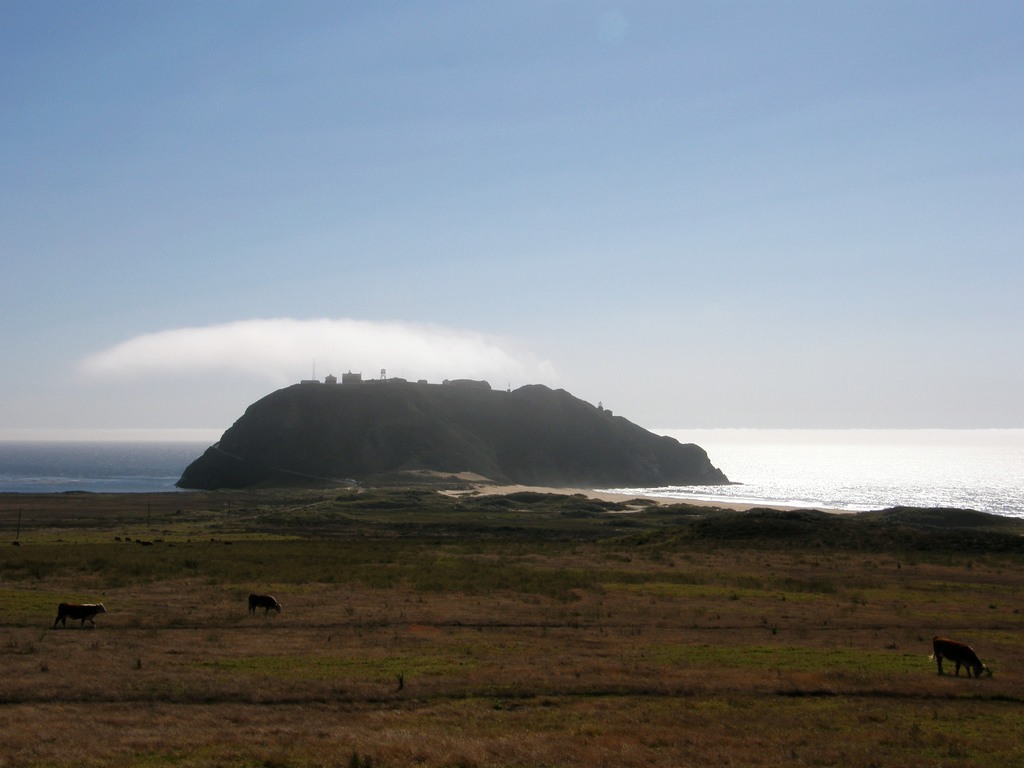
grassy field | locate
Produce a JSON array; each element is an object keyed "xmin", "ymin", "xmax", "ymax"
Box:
[{"xmin": 1, "ymin": 488, "xmax": 1023, "ymax": 767}]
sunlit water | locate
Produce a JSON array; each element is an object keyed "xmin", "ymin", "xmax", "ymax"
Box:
[{"xmin": 606, "ymin": 429, "xmax": 1024, "ymax": 519}]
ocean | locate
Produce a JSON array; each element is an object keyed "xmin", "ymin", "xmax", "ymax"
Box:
[
  {"xmin": 0, "ymin": 431, "xmax": 1022, "ymax": 519},
  {"xmin": 610, "ymin": 429, "xmax": 1024, "ymax": 518},
  {"xmin": 0, "ymin": 441, "xmax": 210, "ymax": 494}
]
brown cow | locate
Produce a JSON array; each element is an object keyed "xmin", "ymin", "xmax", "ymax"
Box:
[
  {"xmin": 54, "ymin": 603, "xmax": 106, "ymax": 628},
  {"xmin": 248, "ymin": 594, "xmax": 282, "ymax": 616},
  {"xmin": 930, "ymin": 636, "xmax": 991, "ymax": 677}
]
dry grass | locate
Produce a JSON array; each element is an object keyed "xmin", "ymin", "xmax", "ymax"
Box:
[{"xmin": 1, "ymin": 490, "xmax": 1023, "ymax": 767}]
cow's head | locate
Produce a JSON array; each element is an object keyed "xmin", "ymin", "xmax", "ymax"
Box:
[
  {"xmin": 970, "ymin": 660, "xmax": 991, "ymax": 678},
  {"xmin": 96, "ymin": 603, "xmax": 107, "ymax": 613}
]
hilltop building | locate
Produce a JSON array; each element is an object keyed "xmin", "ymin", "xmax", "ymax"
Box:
[{"xmin": 299, "ymin": 372, "xmax": 493, "ymax": 392}]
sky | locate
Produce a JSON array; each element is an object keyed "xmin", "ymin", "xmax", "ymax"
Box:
[{"xmin": 2, "ymin": 1, "xmax": 1022, "ymax": 439}]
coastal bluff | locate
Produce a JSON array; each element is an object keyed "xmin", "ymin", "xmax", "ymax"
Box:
[{"xmin": 177, "ymin": 380, "xmax": 729, "ymax": 490}]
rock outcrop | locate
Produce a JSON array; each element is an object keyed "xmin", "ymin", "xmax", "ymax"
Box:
[{"xmin": 177, "ymin": 381, "xmax": 729, "ymax": 490}]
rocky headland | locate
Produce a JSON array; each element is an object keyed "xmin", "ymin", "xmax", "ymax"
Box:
[{"xmin": 177, "ymin": 379, "xmax": 729, "ymax": 490}]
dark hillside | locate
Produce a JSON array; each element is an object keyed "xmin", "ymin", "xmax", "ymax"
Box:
[{"xmin": 177, "ymin": 381, "xmax": 729, "ymax": 490}]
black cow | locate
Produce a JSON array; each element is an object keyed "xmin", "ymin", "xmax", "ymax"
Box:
[
  {"xmin": 54, "ymin": 603, "xmax": 107, "ymax": 628},
  {"xmin": 931, "ymin": 636, "xmax": 991, "ymax": 677},
  {"xmin": 248, "ymin": 594, "xmax": 282, "ymax": 616}
]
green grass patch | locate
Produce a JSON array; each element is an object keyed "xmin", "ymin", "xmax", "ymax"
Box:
[
  {"xmin": 0, "ymin": 588, "xmax": 75, "ymax": 623},
  {"xmin": 197, "ymin": 652, "xmax": 473, "ymax": 681},
  {"xmin": 652, "ymin": 643, "xmax": 921, "ymax": 674},
  {"xmin": 605, "ymin": 580, "xmax": 827, "ymax": 604},
  {"xmin": 3, "ymin": 537, "xmax": 602, "ymax": 598}
]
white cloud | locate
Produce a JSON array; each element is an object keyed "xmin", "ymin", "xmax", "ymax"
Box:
[{"xmin": 79, "ymin": 318, "xmax": 557, "ymax": 387}]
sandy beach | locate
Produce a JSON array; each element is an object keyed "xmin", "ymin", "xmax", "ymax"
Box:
[{"xmin": 456, "ymin": 481, "xmax": 831, "ymax": 513}]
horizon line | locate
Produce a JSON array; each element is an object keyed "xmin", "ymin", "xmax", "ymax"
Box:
[{"xmin": 0, "ymin": 428, "xmax": 226, "ymax": 442}]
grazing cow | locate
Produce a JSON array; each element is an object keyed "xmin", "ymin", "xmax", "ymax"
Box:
[
  {"xmin": 930, "ymin": 636, "xmax": 991, "ymax": 678},
  {"xmin": 54, "ymin": 603, "xmax": 107, "ymax": 628},
  {"xmin": 248, "ymin": 594, "xmax": 282, "ymax": 616}
]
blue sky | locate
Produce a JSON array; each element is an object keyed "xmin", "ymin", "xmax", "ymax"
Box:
[{"xmin": 2, "ymin": 1, "xmax": 1022, "ymax": 437}]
